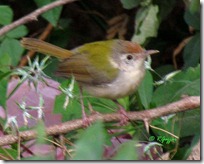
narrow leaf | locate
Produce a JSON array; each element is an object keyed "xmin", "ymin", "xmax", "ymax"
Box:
[{"xmin": 0, "ymin": 76, "xmax": 8, "ymax": 109}]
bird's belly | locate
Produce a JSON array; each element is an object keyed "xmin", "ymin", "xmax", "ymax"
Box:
[{"xmin": 83, "ymin": 69, "xmax": 145, "ymax": 99}]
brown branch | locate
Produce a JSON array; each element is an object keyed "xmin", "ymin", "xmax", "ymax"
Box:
[
  {"xmin": 18, "ymin": 23, "xmax": 53, "ymax": 67},
  {"xmin": 172, "ymin": 36, "xmax": 192, "ymax": 69},
  {"xmin": 0, "ymin": 96, "xmax": 200, "ymax": 146},
  {"xmin": 0, "ymin": 0, "xmax": 78, "ymax": 36}
]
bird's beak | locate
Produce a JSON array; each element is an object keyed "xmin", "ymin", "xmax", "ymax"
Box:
[{"xmin": 145, "ymin": 50, "xmax": 160, "ymax": 56}]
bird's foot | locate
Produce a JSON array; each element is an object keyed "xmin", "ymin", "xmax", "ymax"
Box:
[
  {"xmin": 113, "ymin": 100, "xmax": 129, "ymax": 125},
  {"xmin": 82, "ymin": 113, "xmax": 91, "ymax": 128},
  {"xmin": 82, "ymin": 111, "xmax": 101, "ymax": 127},
  {"xmin": 81, "ymin": 102, "xmax": 101, "ymax": 127},
  {"xmin": 88, "ymin": 101, "xmax": 100, "ymax": 116}
]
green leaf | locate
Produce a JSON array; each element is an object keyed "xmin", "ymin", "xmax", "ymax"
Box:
[
  {"xmin": 172, "ymin": 134, "xmax": 200, "ymax": 160},
  {"xmin": 112, "ymin": 141, "xmax": 137, "ymax": 160},
  {"xmin": 54, "ymin": 78, "xmax": 117, "ymax": 121},
  {"xmin": 189, "ymin": 0, "xmax": 200, "ymax": 14},
  {"xmin": 117, "ymin": 96, "xmax": 129, "ymax": 110},
  {"xmin": 54, "ymin": 79, "xmax": 110, "ymax": 122},
  {"xmin": 184, "ymin": 9, "xmax": 200, "ymax": 30},
  {"xmin": 43, "ymin": 58, "xmax": 59, "ymax": 80},
  {"xmin": 0, "ymin": 75, "xmax": 8, "ymax": 109},
  {"xmin": 34, "ymin": 0, "xmax": 62, "ymax": 26},
  {"xmin": 181, "ymin": 135, "xmax": 200, "ymax": 159},
  {"xmin": 88, "ymin": 97, "xmax": 117, "ymax": 113},
  {"xmin": 54, "ymin": 93, "xmax": 82, "ymax": 122},
  {"xmin": 6, "ymin": 25, "xmax": 28, "ymax": 38},
  {"xmin": 151, "ymin": 64, "xmax": 200, "ymax": 139},
  {"xmin": 178, "ymin": 108, "xmax": 200, "ymax": 137},
  {"xmin": 155, "ymin": 0, "xmax": 176, "ymax": 21},
  {"xmin": 0, "ymin": 147, "xmax": 18, "ymax": 160},
  {"xmin": 152, "ymin": 65, "xmax": 200, "ymax": 106},
  {"xmin": 47, "ymin": 18, "xmax": 72, "ymax": 49},
  {"xmin": 0, "ymin": 38, "xmax": 24, "ymax": 66},
  {"xmin": 140, "ymin": 0, "xmax": 152, "ymax": 6},
  {"xmin": 0, "ymin": 71, "xmax": 12, "ymax": 81},
  {"xmin": 183, "ymin": 33, "xmax": 200, "ymax": 69},
  {"xmin": 132, "ymin": 5, "xmax": 159, "ymax": 44},
  {"xmin": 152, "ymin": 107, "xmax": 200, "ymax": 140},
  {"xmin": 154, "ymin": 65, "xmax": 175, "ymax": 79},
  {"xmin": 35, "ymin": 120, "xmax": 46, "ymax": 144},
  {"xmin": 73, "ymin": 121, "xmax": 106, "ymax": 160},
  {"xmin": 133, "ymin": 7, "xmax": 148, "ymax": 34},
  {"xmin": 137, "ymin": 70, "xmax": 153, "ymax": 108},
  {"xmin": 0, "ymin": 53, "xmax": 11, "ymax": 72},
  {"xmin": 120, "ymin": 0, "xmax": 141, "ymax": 9},
  {"xmin": 0, "ymin": 5, "xmax": 13, "ymax": 25}
]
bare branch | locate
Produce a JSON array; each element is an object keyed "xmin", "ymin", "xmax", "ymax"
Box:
[
  {"xmin": 0, "ymin": 0, "xmax": 78, "ymax": 36},
  {"xmin": 18, "ymin": 23, "xmax": 53, "ymax": 67},
  {"xmin": 0, "ymin": 96, "xmax": 200, "ymax": 146}
]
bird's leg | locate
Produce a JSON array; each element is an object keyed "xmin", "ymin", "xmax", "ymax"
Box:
[
  {"xmin": 79, "ymin": 87, "xmax": 90, "ymax": 127},
  {"xmin": 113, "ymin": 100, "xmax": 129, "ymax": 125},
  {"xmin": 88, "ymin": 101, "xmax": 99, "ymax": 115}
]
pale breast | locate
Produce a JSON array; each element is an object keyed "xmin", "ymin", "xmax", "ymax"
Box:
[{"xmin": 83, "ymin": 68, "xmax": 145, "ymax": 99}]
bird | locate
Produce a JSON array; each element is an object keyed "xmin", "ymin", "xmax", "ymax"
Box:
[{"xmin": 21, "ymin": 38, "xmax": 159, "ymax": 125}]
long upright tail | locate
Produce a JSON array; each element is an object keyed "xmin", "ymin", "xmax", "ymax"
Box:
[{"xmin": 21, "ymin": 38, "xmax": 72, "ymax": 59}]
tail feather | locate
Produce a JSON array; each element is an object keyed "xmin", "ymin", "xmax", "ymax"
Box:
[{"xmin": 21, "ymin": 38, "xmax": 72, "ymax": 59}]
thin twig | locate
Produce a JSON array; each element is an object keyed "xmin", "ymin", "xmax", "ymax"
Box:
[
  {"xmin": 149, "ymin": 125, "xmax": 179, "ymax": 139},
  {"xmin": 172, "ymin": 36, "xmax": 192, "ymax": 69},
  {"xmin": 0, "ymin": 96, "xmax": 200, "ymax": 146},
  {"xmin": 0, "ymin": 0, "xmax": 77, "ymax": 36},
  {"xmin": 18, "ymin": 23, "xmax": 53, "ymax": 67},
  {"xmin": 0, "ymin": 146, "xmax": 14, "ymax": 160},
  {"xmin": 17, "ymin": 131, "xmax": 21, "ymax": 160}
]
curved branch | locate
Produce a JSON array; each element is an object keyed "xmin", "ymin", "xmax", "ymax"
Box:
[
  {"xmin": 0, "ymin": 0, "xmax": 77, "ymax": 36},
  {"xmin": 0, "ymin": 96, "xmax": 200, "ymax": 146},
  {"xmin": 18, "ymin": 23, "xmax": 53, "ymax": 67}
]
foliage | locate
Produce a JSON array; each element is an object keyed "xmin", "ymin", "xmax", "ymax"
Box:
[
  {"xmin": 34, "ymin": 0, "xmax": 62, "ymax": 26},
  {"xmin": 137, "ymin": 70, "xmax": 153, "ymax": 109},
  {"xmin": 0, "ymin": 0, "xmax": 200, "ymax": 160},
  {"xmin": 73, "ymin": 121, "xmax": 106, "ymax": 160}
]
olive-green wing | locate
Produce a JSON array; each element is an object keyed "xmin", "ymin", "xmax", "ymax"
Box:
[{"xmin": 56, "ymin": 41, "xmax": 119, "ymax": 85}]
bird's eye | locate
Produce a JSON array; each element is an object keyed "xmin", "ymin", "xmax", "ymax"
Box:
[{"xmin": 127, "ymin": 54, "xmax": 133, "ymax": 60}]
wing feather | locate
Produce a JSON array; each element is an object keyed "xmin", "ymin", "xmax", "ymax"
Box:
[{"xmin": 56, "ymin": 41, "xmax": 119, "ymax": 85}]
